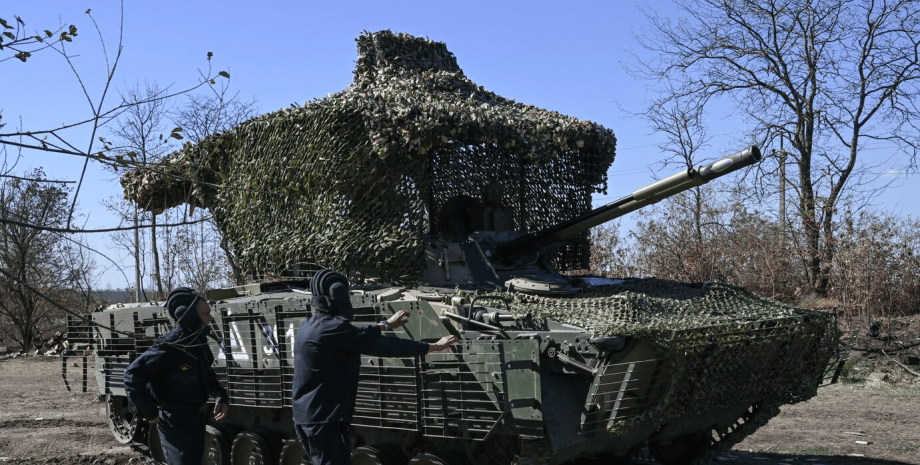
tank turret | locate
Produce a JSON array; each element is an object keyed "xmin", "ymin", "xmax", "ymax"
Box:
[{"xmin": 418, "ymin": 146, "xmax": 761, "ymax": 294}]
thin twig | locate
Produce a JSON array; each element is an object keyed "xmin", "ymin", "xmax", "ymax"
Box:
[
  {"xmin": 881, "ymin": 349, "xmax": 920, "ymax": 378},
  {"xmin": 65, "ymin": 5, "xmax": 125, "ymax": 230},
  {"xmin": 0, "ymin": 173, "xmax": 75, "ymax": 183},
  {"xmin": 0, "ymin": 215, "xmax": 212, "ymax": 233}
]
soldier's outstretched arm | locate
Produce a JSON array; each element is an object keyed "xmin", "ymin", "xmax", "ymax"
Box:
[
  {"xmin": 427, "ymin": 335, "xmax": 458, "ymax": 353},
  {"xmin": 382, "ymin": 309, "xmax": 412, "ymax": 330}
]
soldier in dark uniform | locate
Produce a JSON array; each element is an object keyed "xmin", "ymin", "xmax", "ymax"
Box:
[
  {"xmin": 123, "ymin": 288, "xmax": 230, "ymax": 465},
  {"xmin": 292, "ymin": 269, "xmax": 457, "ymax": 465}
]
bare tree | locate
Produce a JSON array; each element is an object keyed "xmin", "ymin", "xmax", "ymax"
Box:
[
  {"xmin": 718, "ymin": 194, "xmax": 799, "ymax": 302},
  {"xmin": 57, "ymin": 234, "xmax": 103, "ymax": 312},
  {"xmin": 102, "ymin": 196, "xmax": 154, "ymax": 300},
  {"xmin": 109, "ymin": 82, "xmax": 178, "ymax": 299},
  {"xmin": 634, "ymin": 0, "xmax": 920, "ymax": 296},
  {"xmin": 630, "ymin": 183, "xmax": 735, "ymax": 283},
  {"xmin": 0, "ymin": 169, "xmax": 71, "ymax": 349},
  {"xmin": 171, "ymin": 217, "xmax": 233, "ymax": 292},
  {"xmin": 172, "ymin": 87, "xmax": 257, "ymax": 144},
  {"xmin": 832, "ymin": 211, "xmax": 920, "ymax": 322},
  {"xmin": 141, "ymin": 206, "xmax": 232, "ymax": 295},
  {"xmin": 171, "ymin": 84, "xmax": 258, "ymax": 285},
  {"xmin": 103, "ymin": 82, "xmax": 254, "ymax": 297},
  {"xmin": 104, "ymin": 81, "xmax": 255, "ymax": 297},
  {"xmin": 587, "ymin": 222, "xmax": 633, "ymax": 277},
  {"xmin": 0, "ymin": 6, "xmax": 233, "ymax": 343},
  {"xmin": 651, "ymin": 95, "xmax": 725, "ymax": 272},
  {"xmin": 0, "ymin": 6, "xmax": 230, "ymax": 231}
]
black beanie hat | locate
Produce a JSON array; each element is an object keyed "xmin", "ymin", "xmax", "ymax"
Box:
[
  {"xmin": 166, "ymin": 287, "xmax": 201, "ymax": 322},
  {"xmin": 310, "ymin": 269, "xmax": 351, "ymax": 316},
  {"xmin": 310, "ymin": 269, "xmax": 349, "ymax": 299}
]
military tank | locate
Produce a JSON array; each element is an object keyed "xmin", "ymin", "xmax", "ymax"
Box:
[
  {"xmin": 63, "ymin": 31, "xmax": 850, "ymax": 465},
  {"xmin": 67, "ymin": 147, "xmax": 847, "ymax": 465}
]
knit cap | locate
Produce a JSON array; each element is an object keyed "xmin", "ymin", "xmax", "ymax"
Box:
[
  {"xmin": 166, "ymin": 287, "xmax": 201, "ymax": 327},
  {"xmin": 310, "ymin": 269, "xmax": 353, "ymax": 318}
]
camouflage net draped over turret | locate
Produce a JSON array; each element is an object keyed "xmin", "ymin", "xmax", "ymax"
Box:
[
  {"xmin": 501, "ymin": 279, "xmax": 840, "ymax": 434},
  {"xmin": 120, "ymin": 31, "xmax": 616, "ymax": 281}
]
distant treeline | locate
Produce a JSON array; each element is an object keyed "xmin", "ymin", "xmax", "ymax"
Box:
[{"xmin": 585, "ymin": 188, "xmax": 920, "ymax": 325}]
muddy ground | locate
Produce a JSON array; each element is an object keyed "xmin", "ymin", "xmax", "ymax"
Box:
[{"xmin": 0, "ymin": 320, "xmax": 918, "ymax": 465}]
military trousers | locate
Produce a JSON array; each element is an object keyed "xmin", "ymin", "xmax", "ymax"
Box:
[
  {"xmin": 157, "ymin": 407, "xmax": 208, "ymax": 465},
  {"xmin": 295, "ymin": 422, "xmax": 352, "ymax": 465}
]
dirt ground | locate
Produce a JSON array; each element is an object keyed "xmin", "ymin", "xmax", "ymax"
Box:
[
  {"xmin": 715, "ymin": 315, "xmax": 920, "ymax": 465},
  {"xmin": 0, "ymin": 356, "xmax": 137, "ymax": 464},
  {"xmin": 0, "ymin": 318, "xmax": 918, "ymax": 465}
]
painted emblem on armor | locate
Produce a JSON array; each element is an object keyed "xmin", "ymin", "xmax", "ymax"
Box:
[{"xmin": 180, "ymin": 364, "xmax": 191, "ymax": 372}]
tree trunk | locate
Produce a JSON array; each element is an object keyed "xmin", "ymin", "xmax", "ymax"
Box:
[
  {"xmin": 800, "ymin": 193, "xmax": 828, "ymax": 296},
  {"xmin": 150, "ymin": 214, "xmax": 164, "ymax": 299},
  {"xmin": 219, "ymin": 237, "xmax": 245, "ymax": 285}
]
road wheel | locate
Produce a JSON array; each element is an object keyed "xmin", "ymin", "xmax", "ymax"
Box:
[
  {"xmin": 230, "ymin": 430, "xmax": 281, "ymax": 465},
  {"xmin": 105, "ymin": 394, "xmax": 142, "ymax": 444},
  {"xmin": 279, "ymin": 439, "xmax": 310, "ymax": 465},
  {"xmin": 203, "ymin": 424, "xmax": 237, "ymax": 465},
  {"xmin": 352, "ymin": 444, "xmax": 406, "ymax": 465},
  {"xmin": 408, "ymin": 450, "xmax": 467, "ymax": 465}
]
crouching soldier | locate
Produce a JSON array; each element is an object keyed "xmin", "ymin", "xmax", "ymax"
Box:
[
  {"xmin": 292, "ymin": 269, "xmax": 458, "ymax": 465},
  {"xmin": 124, "ymin": 287, "xmax": 230, "ymax": 465}
]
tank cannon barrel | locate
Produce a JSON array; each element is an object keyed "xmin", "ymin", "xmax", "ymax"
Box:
[{"xmin": 496, "ymin": 146, "xmax": 762, "ymax": 260}]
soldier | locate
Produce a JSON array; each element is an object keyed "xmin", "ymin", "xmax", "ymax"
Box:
[
  {"xmin": 292, "ymin": 269, "xmax": 458, "ymax": 465},
  {"xmin": 123, "ymin": 288, "xmax": 230, "ymax": 465}
]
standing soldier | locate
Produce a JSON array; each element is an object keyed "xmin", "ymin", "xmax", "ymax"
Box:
[
  {"xmin": 292, "ymin": 269, "xmax": 458, "ymax": 465},
  {"xmin": 123, "ymin": 288, "xmax": 230, "ymax": 465}
]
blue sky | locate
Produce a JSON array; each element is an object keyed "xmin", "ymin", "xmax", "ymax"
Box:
[{"xmin": 2, "ymin": 1, "xmax": 918, "ymax": 289}]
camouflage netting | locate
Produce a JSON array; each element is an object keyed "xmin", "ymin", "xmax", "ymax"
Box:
[
  {"xmin": 502, "ymin": 278, "xmax": 841, "ymax": 434},
  {"xmin": 120, "ymin": 30, "xmax": 616, "ymax": 281}
]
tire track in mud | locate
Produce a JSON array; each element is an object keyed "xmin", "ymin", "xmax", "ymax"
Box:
[{"xmin": 0, "ymin": 418, "xmax": 105, "ymax": 429}]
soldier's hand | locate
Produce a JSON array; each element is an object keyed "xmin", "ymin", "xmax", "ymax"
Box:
[
  {"xmin": 213, "ymin": 402, "xmax": 229, "ymax": 422},
  {"xmin": 387, "ymin": 310, "xmax": 411, "ymax": 330},
  {"xmin": 427, "ymin": 335, "xmax": 459, "ymax": 353},
  {"xmin": 148, "ymin": 417, "xmax": 158, "ymax": 424}
]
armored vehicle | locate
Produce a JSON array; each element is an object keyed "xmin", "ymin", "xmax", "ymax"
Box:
[{"xmin": 64, "ymin": 31, "xmax": 849, "ymax": 465}]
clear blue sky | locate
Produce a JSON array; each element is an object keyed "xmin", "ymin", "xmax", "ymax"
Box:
[{"xmin": 3, "ymin": 1, "xmax": 918, "ymax": 289}]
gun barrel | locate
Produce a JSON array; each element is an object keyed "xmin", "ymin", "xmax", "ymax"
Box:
[{"xmin": 496, "ymin": 146, "xmax": 761, "ymax": 259}]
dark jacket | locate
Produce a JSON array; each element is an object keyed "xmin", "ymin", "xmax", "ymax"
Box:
[
  {"xmin": 123, "ymin": 318, "xmax": 229, "ymax": 420},
  {"xmin": 292, "ymin": 312, "xmax": 429, "ymax": 425}
]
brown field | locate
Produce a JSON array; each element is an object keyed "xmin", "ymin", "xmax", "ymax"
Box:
[{"xmin": 0, "ymin": 356, "xmax": 136, "ymax": 464}]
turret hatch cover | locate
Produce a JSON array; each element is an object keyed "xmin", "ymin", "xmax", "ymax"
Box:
[{"xmin": 505, "ymin": 274, "xmax": 578, "ymax": 295}]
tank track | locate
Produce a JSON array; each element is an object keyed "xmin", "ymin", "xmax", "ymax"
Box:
[
  {"xmin": 508, "ymin": 403, "xmax": 782, "ymax": 465},
  {"xmin": 130, "ymin": 441, "xmax": 158, "ymax": 464},
  {"xmin": 692, "ymin": 403, "xmax": 782, "ymax": 465}
]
